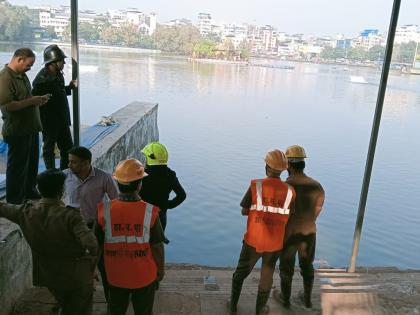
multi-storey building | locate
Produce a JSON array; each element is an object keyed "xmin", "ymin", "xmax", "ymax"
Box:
[
  {"xmin": 38, "ymin": 6, "xmax": 70, "ymax": 37},
  {"xmin": 246, "ymin": 24, "xmax": 278, "ymax": 55},
  {"xmin": 217, "ymin": 23, "xmax": 248, "ymax": 49},
  {"xmin": 395, "ymin": 24, "xmax": 419, "ymax": 44},
  {"xmin": 197, "ymin": 13, "xmax": 212, "ymax": 36},
  {"xmin": 335, "ymin": 34, "xmax": 352, "ymax": 49},
  {"xmin": 107, "ymin": 9, "xmax": 157, "ymax": 35},
  {"xmin": 353, "ymin": 29, "xmax": 384, "ymax": 50}
]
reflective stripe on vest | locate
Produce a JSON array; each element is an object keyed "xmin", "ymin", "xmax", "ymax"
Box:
[
  {"xmin": 250, "ymin": 179, "xmax": 293, "ymax": 214},
  {"xmin": 103, "ymin": 195, "xmax": 154, "ymax": 244}
]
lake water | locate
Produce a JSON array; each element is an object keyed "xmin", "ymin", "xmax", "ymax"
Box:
[{"xmin": 1, "ymin": 44, "xmax": 420, "ymax": 269}]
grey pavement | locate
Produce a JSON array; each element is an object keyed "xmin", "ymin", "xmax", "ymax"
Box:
[{"xmin": 11, "ymin": 265, "xmax": 420, "ymax": 315}]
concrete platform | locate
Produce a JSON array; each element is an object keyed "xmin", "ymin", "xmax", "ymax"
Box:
[{"xmin": 10, "ymin": 265, "xmax": 420, "ymax": 315}]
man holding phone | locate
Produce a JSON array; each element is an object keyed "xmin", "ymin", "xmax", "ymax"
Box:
[
  {"xmin": 0, "ymin": 48, "xmax": 50, "ymax": 204},
  {"xmin": 33, "ymin": 44, "xmax": 76, "ymax": 170}
]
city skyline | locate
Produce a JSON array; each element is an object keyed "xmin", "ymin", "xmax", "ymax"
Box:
[{"xmin": 9, "ymin": 0, "xmax": 420, "ymax": 37}]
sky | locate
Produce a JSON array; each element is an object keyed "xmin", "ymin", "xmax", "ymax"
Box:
[{"xmin": 9, "ymin": 0, "xmax": 420, "ymax": 37}]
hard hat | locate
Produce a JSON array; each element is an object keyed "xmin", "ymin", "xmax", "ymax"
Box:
[
  {"xmin": 141, "ymin": 142, "xmax": 168, "ymax": 166},
  {"xmin": 264, "ymin": 149, "xmax": 288, "ymax": 171},
  {"xmin": 113, "ymin": 159, "xmax": 148, "ymax": 184},
  {"xmin": 43, "ymin": 45, "xmax": 67, "ymax": 65},
  {"xmin": 285, "ymin": 145, "xmax": 307, "ymax": 162}
]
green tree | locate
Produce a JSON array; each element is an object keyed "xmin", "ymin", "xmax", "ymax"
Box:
[
  {"xmin": 193, "ymin": 39, "xmax": 217, "ymax": 58},
  {"xmin": 320, "ymin": 46, "xmax": 336, "ymax": 60},
  {"xmin": 0, "ymin": 3, "xmax": 32, "ymax": 41},
  {"xmin": 367, "ymin": 45, "xmax": 385, "ymax": 62},
  {"xmin": 99, "ymin": 23, "xmax": 156, "ymax": 48},
  {"xmin": 79, "ymin": 22, "xmax": 101, "ymax": 42},
  {"xmin": 100, "ymin": 25, "xmax": 124, "ymax": 45},
  {"xmin": 238, "ymin": 39, "xmax": 251, "ymax": 61},
  {"xmin": 154, "ymin": 24, "xmax": 201, "ymax": 55},
  {"xmin": 393, "ymin": 41, "xmax": 417, "ymax": 64},
  {"xmin": 347, "ymin": 47, "xmax": 367, "ymax": 62}
]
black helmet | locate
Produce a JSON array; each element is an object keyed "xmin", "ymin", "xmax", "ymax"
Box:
[{"xmin": 43, "ymin": 45, "xmax": 67, "ymax": 65}]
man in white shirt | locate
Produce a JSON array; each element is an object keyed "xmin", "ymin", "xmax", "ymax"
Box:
[{"xmin": 63, "ymin": 146, "xmax": 118, "ymax": 305}]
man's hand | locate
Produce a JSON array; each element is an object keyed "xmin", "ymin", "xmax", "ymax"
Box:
[
  {"xmin": 34, "ymin": 94, "xmax": 50, "ymax": 106},
  {"xmin": 68, "ymin": 80, "xmax": 77, "ymax": 89}
]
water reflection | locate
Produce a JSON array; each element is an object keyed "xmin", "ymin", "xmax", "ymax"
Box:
[{"xmin": 0, "ymin": 44, "xmax": 420, "ymax": 268}]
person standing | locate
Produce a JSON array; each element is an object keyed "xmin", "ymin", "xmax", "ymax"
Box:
[
  {"xmin": 63, "ymin": 146, "xmax": 118, "ymax": 304},
  {"xmin": 140, "ymin": 142, "xmax": 186, "ymax": 244},
  {"xmin": 275, "ymin": 145, "xmax": 325, "ymax": 308},
  {"xmin": 228, "ymin": 150, "xmax": 295, "ymax": 315},
  {"xmin": 96, "ymin": 159, "xmax": 165, "ymax": 315},
  {"xmin": 32, "ymin": 45, "xmax": 75, "ymax": 170},
  {"xmin": 0, "ymin": 169, "xmax": 98, "ymax": 315},
  {"xmin": 0, "ymin": 48, "xmax": 50, "ymax": 204}
]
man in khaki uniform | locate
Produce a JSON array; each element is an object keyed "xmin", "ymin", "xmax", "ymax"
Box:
[
  {"xmin": 0, "ymin": 169, "xmax": 98, "ymax": 315},
  {"xmin": 0, "ymin": 48, "xmax": 50, "ymax": 204},
  {"xmin": 274, "ymin": 145, "xmax": 325, "ymax": 309}
]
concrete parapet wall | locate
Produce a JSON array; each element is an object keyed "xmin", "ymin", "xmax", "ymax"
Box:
[
  {"xmin": 0, "ymin": 221, "xmax": 32, "ymax": 315},
  {"xmin": 91, "ymin": 102, "xmax": 159, "ymax": 173},
  {"xmin": 0, "ymin": 102, "xmax": 159, "ymax": 315}
]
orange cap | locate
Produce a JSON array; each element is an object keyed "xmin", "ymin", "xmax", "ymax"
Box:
[{"xmin": 113, "ymin": 159, "xmax": 148, "ymax": 184}]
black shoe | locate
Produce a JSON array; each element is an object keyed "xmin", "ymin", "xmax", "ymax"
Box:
[
  {"xmin": 25, "ymin": 189, "xmax": 41, "ymax": 200},
  {"xmin": 299, "ymin": 291, "xmax": 312, "ymax": 308}
]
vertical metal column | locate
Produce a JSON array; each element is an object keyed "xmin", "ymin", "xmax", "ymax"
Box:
[
  {"xmin": 348, "ymin": 0, "xmax": 401, "ymax": 273},
  {"xmin": 70, "ymin": 0, "xmax": 80, "ymax": 146}
]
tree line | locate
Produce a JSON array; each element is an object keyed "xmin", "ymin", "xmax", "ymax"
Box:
[
  {"xmin": 320, "ymin": 42, "xmax": 417, "ymax": 64},
  {"xmin": 0, "ymin": 2, "xmax": 417, "ymax": 63}
]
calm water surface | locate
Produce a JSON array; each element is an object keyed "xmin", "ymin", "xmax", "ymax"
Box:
[{"xmin": 1, "ymin": 44, "xmax": 419, "ymax": 269}]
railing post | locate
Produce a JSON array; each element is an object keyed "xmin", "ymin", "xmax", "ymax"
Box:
[
  {"xmin": 348, "ymin": 0, "xmax": 401, "ymax": 273},
  {"xmin": 70, "ymin": 0, "xmax": 80, "ymax": 146}
]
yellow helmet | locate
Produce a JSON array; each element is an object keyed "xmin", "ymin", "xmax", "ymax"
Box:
[
  {"xmin": 113, "ymin": 159, "xmax": 148, "ymax": 184},
  {"xmin": 264, "ymin": 149, "xmax": 288, "ymax": 171},
  {"xmin": 285, "ymin": 145, "xmax": 307, "ymax": 162},
  {"xmin": 141, "ymin": 142, "xmax": 168, "ymax": 166}
]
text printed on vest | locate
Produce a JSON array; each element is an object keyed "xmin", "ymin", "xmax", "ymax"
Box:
[{"xmin": 103, "ymin": 197, "xmax": 154, "ymax": 244}]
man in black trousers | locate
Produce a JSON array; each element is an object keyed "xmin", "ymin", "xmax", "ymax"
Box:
[
  {"xmin": 32, "ymin": 44, "xmax": 75, "ymax": 170},
  {"xmin": 0, "ymin": 48, "xmax": 50, "ymax": 203}
]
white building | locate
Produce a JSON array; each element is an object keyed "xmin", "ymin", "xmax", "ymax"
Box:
[
  {"xmin": 395, "ymin": 24, "xmax": 420, "ymax": 44},
  {"xmin": 247, "ymin": 25, "xmax": 277, "ymax": 54},
  {"xmin": 107, "ymin": 9, "xmax": 157, "ymax": 36},
  {"xmin": 163, "ymin": 18, "xmax": 192, "ymax": 26},
  {"xmin": 38, "ymin": 7, "xmax": 70, "ymax": 37},
  {"xmin": 197, "ymin": 13, "xmax": 212, "ymax": 36},
  {"xmin": 352, "ymin": 29, "xmax": 384, "ymax": 50}
]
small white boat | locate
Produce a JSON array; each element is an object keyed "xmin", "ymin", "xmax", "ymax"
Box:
[{"xmin": 349, "ymin": 75, "xmax": 368, "ymax": 84}]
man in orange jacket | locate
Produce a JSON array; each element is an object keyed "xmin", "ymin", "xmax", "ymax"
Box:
[
  {"xmin": 96, "ymin": 159, "xmax": 165, "ymax": 315},
  {"xmin": 228, "ymin": 150, "xmax": 296, "ymax": 315}
]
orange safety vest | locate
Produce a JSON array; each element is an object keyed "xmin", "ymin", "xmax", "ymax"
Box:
[
  {"xmin": 243, "ymin": 178, "xmax": 295, "ymax": 253},
  {"xmin": 98, "ymin": 198, "xmax": 159, "ymax": 289}
]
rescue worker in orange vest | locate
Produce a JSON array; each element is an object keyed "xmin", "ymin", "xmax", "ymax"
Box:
[
  {"xmin": 274, "ymin": 145, "xmax": 325, "ymax": 309},
  {"xmin": 95, "ymin": 159, "xmax": 165, "ymax": 315},
  {"xmin": 228, "ymin": 150, "xmax": 296, "ymax": 315}
]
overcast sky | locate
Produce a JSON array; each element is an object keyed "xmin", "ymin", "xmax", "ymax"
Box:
[{"xmin": 10, "ymin": 0, "xmax": 420, "ymax": 37}]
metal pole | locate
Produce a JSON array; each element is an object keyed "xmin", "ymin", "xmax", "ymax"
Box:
[
  {"xmin": 70, "ymin": 0, "xmax": 80, "ymax": 146},
  {"xmin": 348, "ymin": 0, "xmax": 401, "ymax": 273}
]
